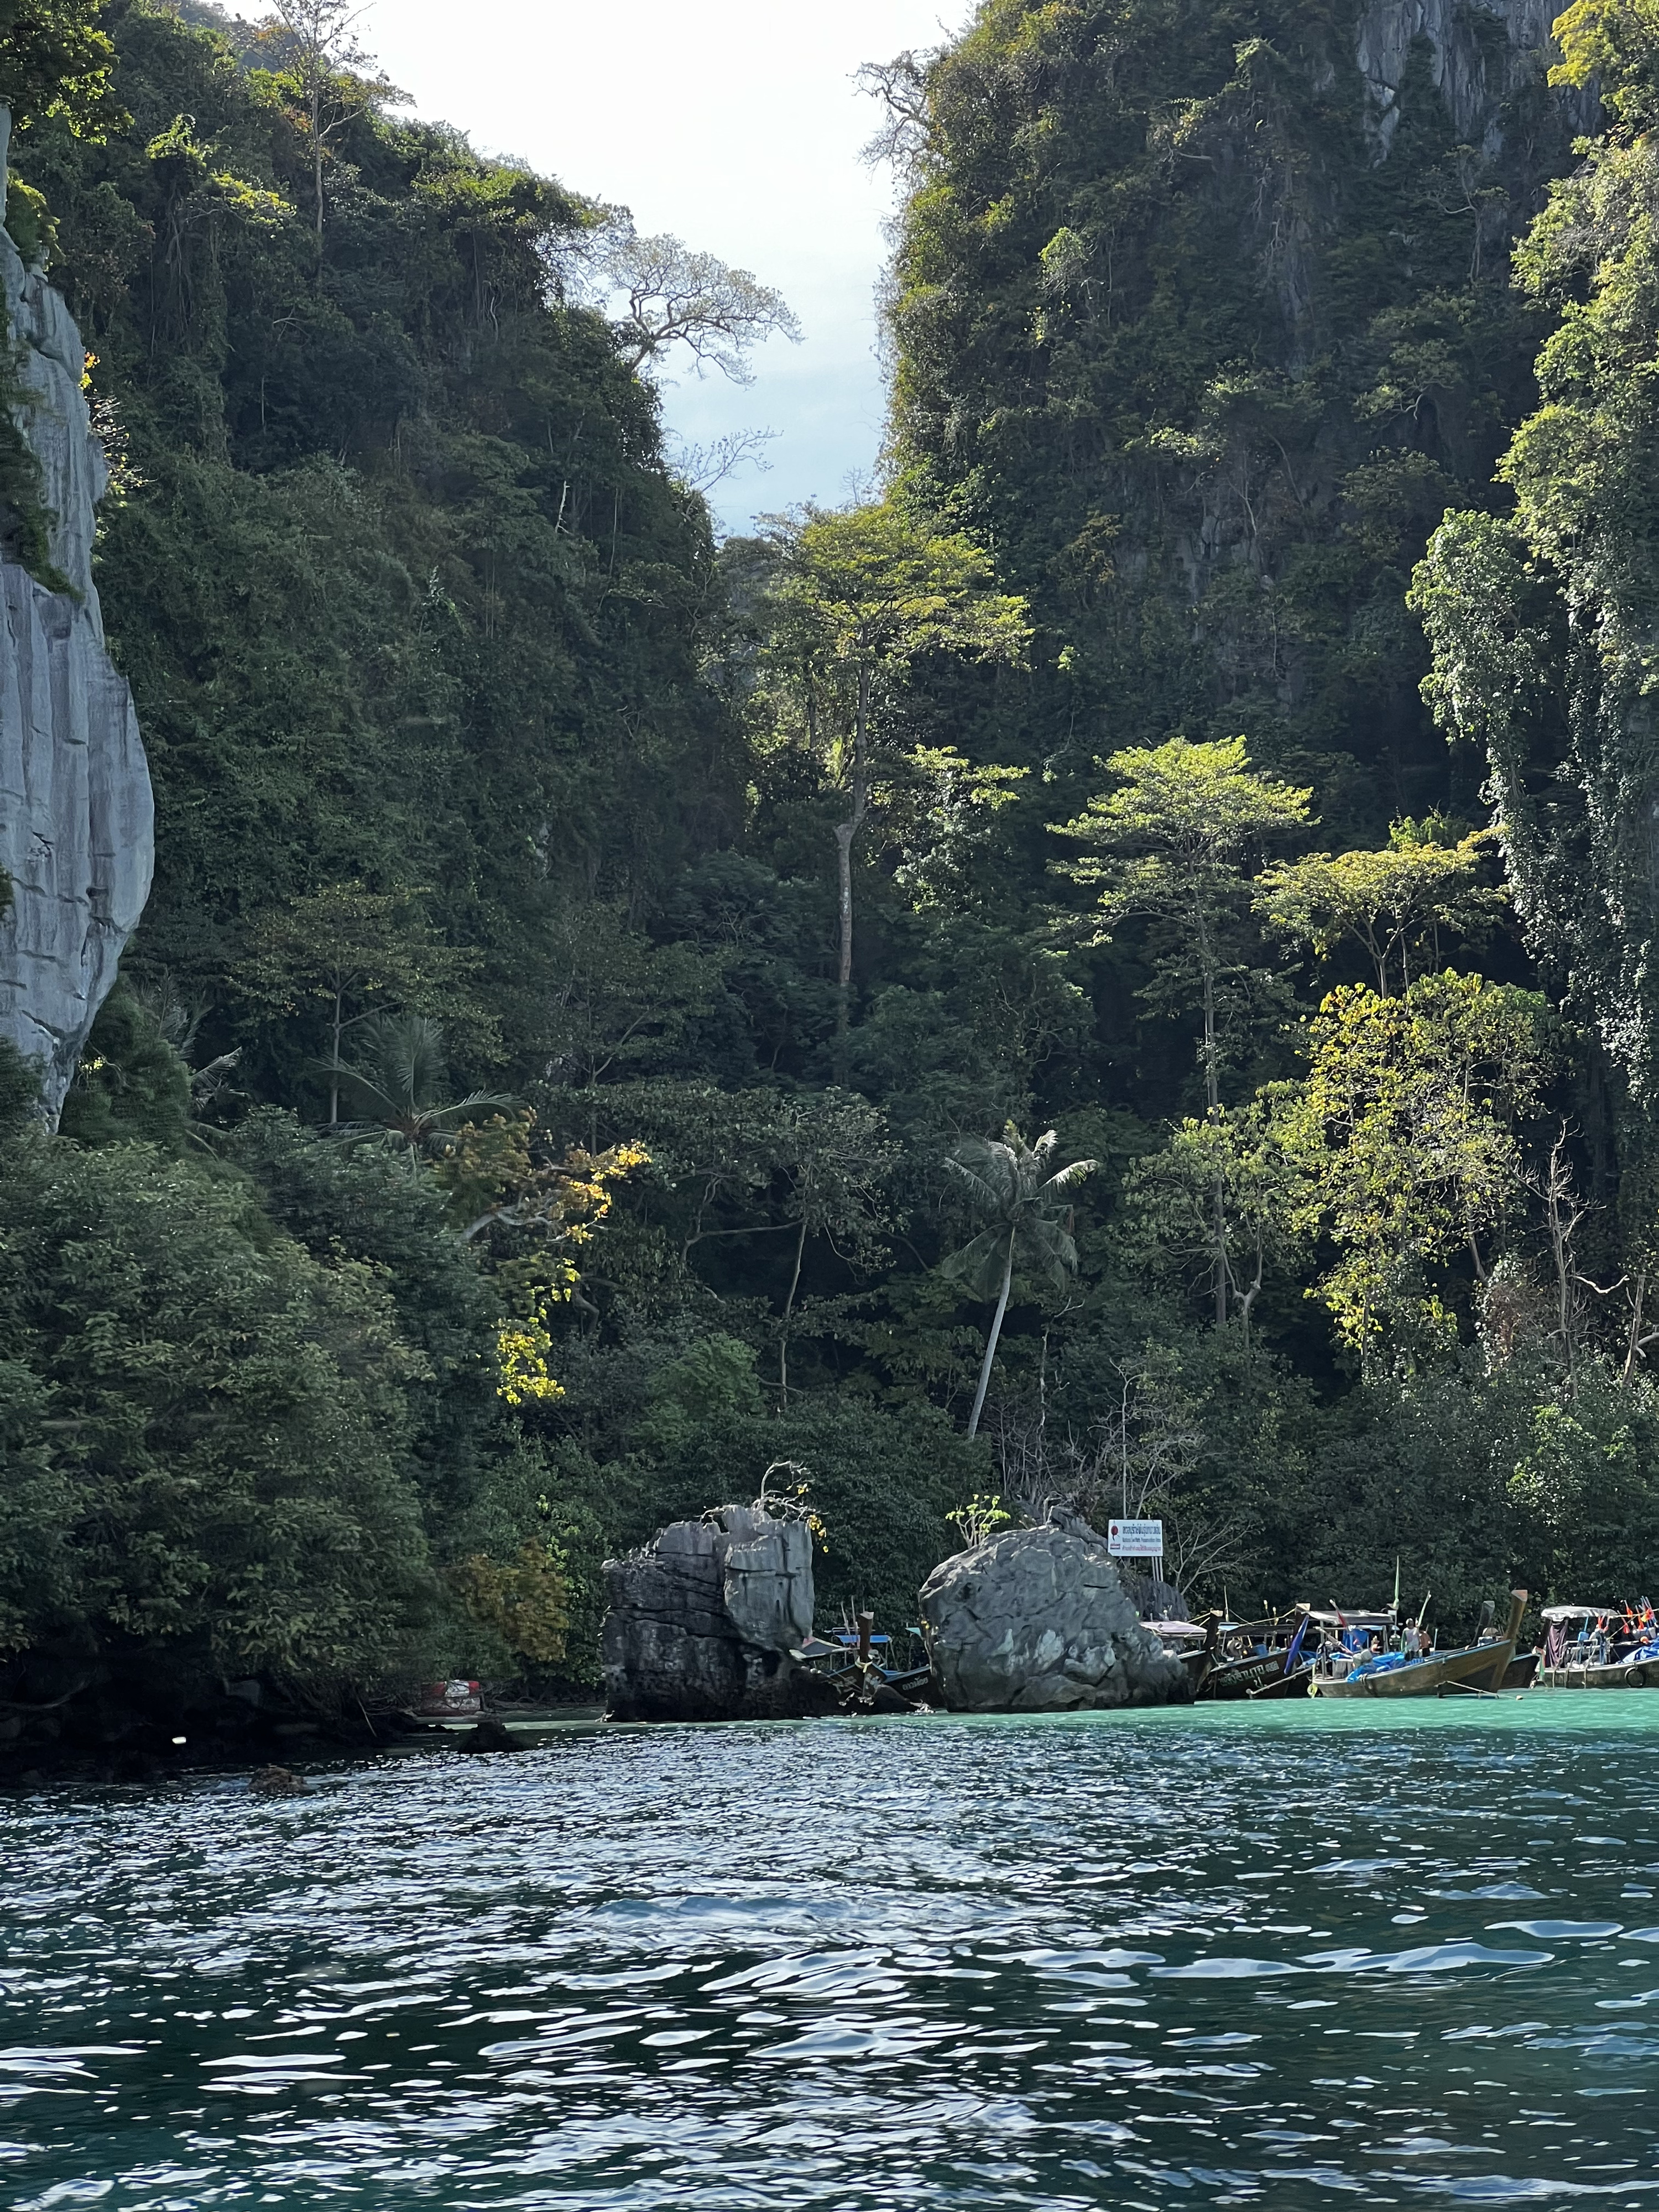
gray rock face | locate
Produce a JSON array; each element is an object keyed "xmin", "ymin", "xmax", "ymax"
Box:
[
  {"xmin": 920, "ymin": 1517, "xmax": 1191, "ymax": 1712},
  {"xmin": 1357, "ymin": 0, "xmax": 1597, "ymax": 155},
  {"xmin": 603, "ymin": 1504, "xmax": 826, "ymax": 1723},
  {"xmin": 0, "ymin": 103, "xmax": 153, "ymax": 1123}
]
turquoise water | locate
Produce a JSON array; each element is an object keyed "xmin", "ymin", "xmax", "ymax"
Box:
[{"xmin": 6, "ymin": 1698, "xmax": 1659, "ymax": 2208}]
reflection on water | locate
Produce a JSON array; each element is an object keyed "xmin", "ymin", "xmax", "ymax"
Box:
[{"xmin": 5, "ymin": 1699, "xmax": 1659, "ymax": 2208}]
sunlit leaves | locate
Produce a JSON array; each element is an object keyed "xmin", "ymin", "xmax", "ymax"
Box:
[
  {"xmin": 761, "ymin": 499, "xmax": 1031, "ymax": 706},
  {"xmin": 1278, "ymin": 973, "xmax": 1550, "ymax": 1370},
  {"xmin": 0, "ymin": 0, "xmax": 124, "ymax": 138},
  {"xmin": 1255, "ymin": 819, "xmax": 1504, "ymax": 994}
]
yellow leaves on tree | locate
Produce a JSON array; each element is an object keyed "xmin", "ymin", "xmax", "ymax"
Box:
[
  {"xmin": 495, "ymin": 1306, "xmax": 568, "ymax": 1407},
  {"xmin": 435, "ymin": 1110, "xmax": 647, "ymax": 1248},
  {"xmin": 430, "ymin": 1113, "xmax": 648, "ymax": 1408}
]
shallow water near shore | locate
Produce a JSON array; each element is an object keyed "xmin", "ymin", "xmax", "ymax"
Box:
[{"xmin": 6, "ymin": 1698, "xmax": 1659, "ymax": 2209}]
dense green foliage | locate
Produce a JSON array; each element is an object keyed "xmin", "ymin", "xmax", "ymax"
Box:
[
  {"xmin": 0, "ymin": 1127, "xmax": 442, "ymax": 1682},
  {"xmin": 1414, "ymin": 0, "xmax": 1659, "ymax": 1127},
  {"xmin": 881, "ymin": 0, "xmax": 1584, "ymax": 835},
  {"xmin": 13, "ymin": 0, "xmax": 1659, "ymax": 1728},
  {"xmin": 15, "ymin": 0, "xmax": 735, "ymax": 1100},
  {"xmin": 0, "ymin": 0, "xmax": 123, "ymax": 138}
]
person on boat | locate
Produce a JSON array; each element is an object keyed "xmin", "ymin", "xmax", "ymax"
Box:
[{"xmin": 1403, "ymin": 1621, "xmax": 1422, "ymax": 1658}]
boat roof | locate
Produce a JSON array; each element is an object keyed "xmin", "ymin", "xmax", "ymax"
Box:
[
  {"xmin": 1300, "ymin": 1606, "xmax": 1396, "ymax": 1629},
  {"xmin": 1144, "ymin": 1620, "xmax": 1206, "ymax": 1639},
  {"xmin": 1540, "ymin": 1603, "xmax": 1624, "ymax": 1621}
]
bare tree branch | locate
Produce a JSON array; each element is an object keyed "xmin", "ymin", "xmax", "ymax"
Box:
[
  {"xmin": 667, "ymin": 425, "xmax": 778, "ymax": 493},
  {"xmin": 856, "ymin": 49, "xmax": 935, "ymax": 177},
  {"xmin": 596, "ymin": 223, "xmax": 801, "ymax": 383}
]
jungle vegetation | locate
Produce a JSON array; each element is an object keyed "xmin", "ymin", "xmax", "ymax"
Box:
[{"xmin": 3, "ymin": 0, "xmax": 1659, "ymax": 1721}]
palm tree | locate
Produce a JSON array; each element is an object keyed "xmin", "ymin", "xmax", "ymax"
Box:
[
  {"xmin": 327, "ymin": 1013, "xmax": 508, "ymax": 1163},
  {"xmin": 942, "ymin": 1125, "xmax": 1096, "ymax": 1437}
]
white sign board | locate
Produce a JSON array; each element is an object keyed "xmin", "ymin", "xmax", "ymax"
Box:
[{"xmin": 1107, "ymin": 1518, "xmax": 1164, "ymax": 1558}]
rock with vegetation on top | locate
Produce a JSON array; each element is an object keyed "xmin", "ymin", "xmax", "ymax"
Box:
[
  {"xmin": 920, "ymin": 1514, "xmax": 1191, "ymax": 1712},
  {"xmin": 0, "ymin": 103, "xmax": 153, "ymax": 1124},
  {"xmin": 602, "ymin": 1503, "xmax": 830, "ymax": 1723}
]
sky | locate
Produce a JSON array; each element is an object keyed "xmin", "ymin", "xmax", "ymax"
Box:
[{"xmin": 366, "ymin": 0, "xmax": 975, "ymax": 535}]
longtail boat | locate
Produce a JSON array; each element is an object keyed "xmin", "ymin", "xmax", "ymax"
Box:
[
  {"xmin": 1192, "ymin": 1612, "xmax": 1316, "ymax": 1700},
  {"xmin": 1141, "ymin": 1619, "xmax": 1210, "ymax": 1693},
  {"xmin": 1309, "ymin": 1589, "xmax": 1526, "ymax": 1698},
  {"xmin": 1536, "ymin": 1602, "xmax": 1659, "ymax": 1688},
  {"xmin": 1248, "ymin": 1652, "xmax": 1317, "ymax": 1700},
  {"xmin": 1291, "ymin": 1604, "xmax": 1396, "ymax": 1692}
]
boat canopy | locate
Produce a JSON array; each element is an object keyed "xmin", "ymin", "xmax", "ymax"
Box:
[
  {"xmin": 1144, "ymin": 1620, "xmax": 1207, "ymax": 1640},
  {"xmin": 1539, "ymin": 1603, "xmax": 1623, "ymax": 1621},
  {"xmin": 1298, "ymin": 1606, "xmax": 1397, "ymax": 1630}
]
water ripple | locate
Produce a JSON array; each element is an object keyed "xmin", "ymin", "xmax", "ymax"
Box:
[{"xmin": 4, "ymin": 1700, "xmax": 1659, "ymax": 2206}]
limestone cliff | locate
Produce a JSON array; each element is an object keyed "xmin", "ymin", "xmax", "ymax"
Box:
[
  {"xmin": 886, "ymin": 0, "xmax": 1599, "ymax": 824},
  {"xmin": 0, "ymin": 106, "xmax": 152, "ymax": 1123},
  {"xmin": 1357, "ymin": 0, "xmax": 1592, "ymax": 154},
  {"xmin": 920, "ymin": 1516, "xmax": 1191, "ymax": 1712}
]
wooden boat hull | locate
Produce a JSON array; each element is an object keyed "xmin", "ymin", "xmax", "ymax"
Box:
[
  {"xmin": 1311, "ymin": 1591, "xmax": 1526, "ymax": 1698},
  {"xmin": 1311, "ymin": 1644, "xmax": 1505, "ymax": 1697},
  {"xmin": 1248, "ymin": 1661, "xmax": 1314, "ymax": 1700},
  {"xmin": 1538, "ymin": 1654, "xmax": 1659, "ymax": 1688},
  {"xmin": 1198, "ymin": 1648, "xmax": 1304, "ymax": 1700}
]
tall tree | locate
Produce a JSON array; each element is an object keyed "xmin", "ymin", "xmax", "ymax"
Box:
[
  {"xmin": 761, "ymin": 502, "xmax": 1029, "ymax": 1066},
  {"xmin": 599, "ymin": 223, "xmax": 801, "ymax": 382},
  {"xmin": 1256, "ymin": 820, "xmax": 1503, "ymax": 995},
  {"xmin": 241, "ymin": 884, "xmax": 494, "ymax": 1125},
  {"xmin": 258, "ymin": 0, "xmax": 403, "ymax": 239},
  {"xmin": 1121, "ymin": 1103, "xmax": 1298, "ymax": 1344},
  {"xmin": 771, "ymin": 1089, "xmax": 895, "ymax": 1407},
  {"xmin": 941, "ymin": 1125, "xmax": 1095, "ymax": 1437},
  {"xmin": 1279, "ymin": 973, "xmax": 1549, "ymax": 1374},
  {"xmin": 1053, "ymin": 737, "xmax": 1311, "ymax": 1327}
]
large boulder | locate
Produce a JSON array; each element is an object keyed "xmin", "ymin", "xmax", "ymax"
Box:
[
  {"xmin": 602, "ymin": 1504, "xmax": 831, "ymax": 1723},
  {"xmin": 920, "ymin": 1514, "xmax": 1191, "ymax": 1711}
]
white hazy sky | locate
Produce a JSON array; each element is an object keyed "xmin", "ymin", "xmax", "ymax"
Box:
[{"xmin": 366, "ymin": 0, "xmax": 974, "ymax": 534}]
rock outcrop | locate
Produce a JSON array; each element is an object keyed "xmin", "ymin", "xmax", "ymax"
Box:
[
  {"xmin": 0, "ymin": 105, "xmax": 152, "ymax": 1123},
  {"xmin": 920, "ymin": 1515, "xmax": 1191, "ymax": 1712},
  {"xmin": 602, "ymin": 1504, "xmax": 832, "ymax": 1723},
  {"xmin": 1357, "ymin": 0, "xmax": 1598, "ymax": 156}
]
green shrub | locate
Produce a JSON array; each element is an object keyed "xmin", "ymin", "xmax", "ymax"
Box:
[{"xmin": 0, "ymin": 1137, "xmax": 446, "ymax": 1688}]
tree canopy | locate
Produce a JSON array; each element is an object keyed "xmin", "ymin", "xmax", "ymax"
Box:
[{"xmin": 12, "ymin": 0, "xmax": 1659, "ymax": 1751}]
